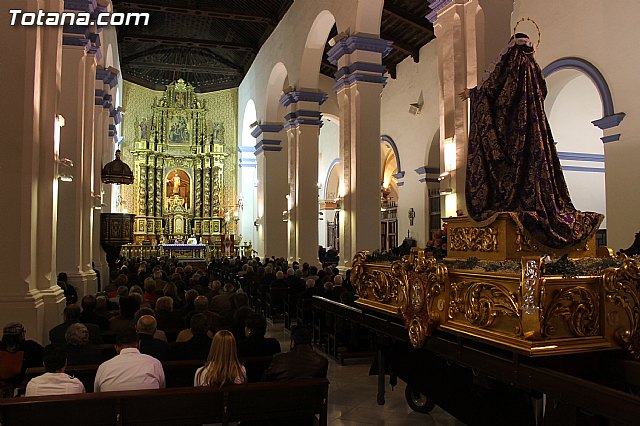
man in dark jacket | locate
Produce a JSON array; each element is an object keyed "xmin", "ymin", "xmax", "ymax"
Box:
[
  {"xmin": 171, "ymin": 314, "xmax": 212, "ymax": 361},
  {"xmin": 136, "ymin": 315, "xmax": 168, "ymax": 361},
  {"xmin": 49, "ymin": 304, "xmax": 103, "ymax": 345},
  {"xmin": 262, "ymin": 325, "xmax": 327, "ymax": 381},
  {"xmin": 237, "ymin": 313, "xmax": 280, "ymax": 382}
]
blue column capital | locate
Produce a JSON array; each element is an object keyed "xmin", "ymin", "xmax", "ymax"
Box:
[
  {"xmin": 326, "ymin": 35, "xmax": 392, "ymax": 66},
  {"xmin": 96, "ymin": 66, "xmax": 119, "ymax": 89},
  {"xmin": 250, "ymin": 123, "xmax": 283, "ymax": 139},
  {"xmin": 426, "ymin": 0, "xmax": 454, "ymax": 23},
  {"xmin": 279, "ymin": 90, "xmax": 328, "ymax": 107},
  {"xmin": 332, "ymin": 61, "xmax": 388, "ymax": 92}
]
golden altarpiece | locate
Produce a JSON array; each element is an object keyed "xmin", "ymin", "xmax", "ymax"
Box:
[{"xmin": 127, "ymin": 80, "xmax": 234, "ymax": 244}]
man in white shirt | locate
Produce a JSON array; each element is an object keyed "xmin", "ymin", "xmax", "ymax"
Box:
[
  {"xmin": 25, "ymin": 344, "xmax": 85, "ymax": 396},
  {"xmin": 94, "ymin": 329, "xmax": 165, "ymax": 392}
]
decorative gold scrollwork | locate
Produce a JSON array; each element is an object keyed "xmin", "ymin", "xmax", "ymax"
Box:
[
  {"xmin": 450, "ymin": 227, "xmax": 498, "ymax": 252},
  {"xmin": 543, "ymin": 286, "xmax": 600, "ymax": 337},
  {"xmin": 351, "ymin": 251, "xmax": 371, "ymax": 300},
  {"xmin": 602, "ymin": 255, "xmax": 640, "ymax": 359},
  {"xmin": 408, "ymin": 316, "xmax": 427, "ymax": 348},
  {"xmin": 351, "ymin": 251, "xmax": 398, "ymax": 304},
  {"xmin": 449, "ymin": 281, "xmax": 521, "ymax": 330},
  {"xmin": 391, "ymin": 249, "xmax": 447, "ymax": 348}
]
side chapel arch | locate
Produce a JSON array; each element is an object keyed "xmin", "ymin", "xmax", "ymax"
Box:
[
  {"xmin": 543, "ymin": 57, "xmax": 625, "ymax": 140},
  {"xmin": 299, "ymin": 10, "xmax": 337, "ymax": 89}
]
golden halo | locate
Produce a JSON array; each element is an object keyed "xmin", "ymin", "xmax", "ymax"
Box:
[{"xmin": 513, "ymin": 17, "xmax": 541, "ymax": 49}]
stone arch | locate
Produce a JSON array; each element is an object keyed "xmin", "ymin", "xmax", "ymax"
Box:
[
  {"xmin": 241, "ymin": 99, "xmax": 257, "ymax": 147},
  {"xmin": 105, "ymin": 44, "xmax": 114, "ymax": 69},
  {"xmin": 380, "ymin": 135, "xmax": 402, "ymax": 175},
  {"xmin": 354, "ymin": 0, "xmax": 384, "ymax": 35},
  {"xmin": 264, "ymin": 62, "xmax": 289, "ymax": 122},
  {"xmin": 543, "ymin": 58, "xmax": 625, "ymax": 135},
  {"xmin": 324, "ymin": 158, "xmax": 341, "ymax": 200},
  {"xmin": 544, "ymin": 68, "xmax": 606, "ymax": 227},
  {"xmin": 299, "ymin": 10, "xmax": 337, "ymax": 89}
]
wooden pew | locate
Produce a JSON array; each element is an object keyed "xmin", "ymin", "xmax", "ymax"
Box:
[
  {"xmin": 25, "ymin": 356, "xmax": 276, "ymax": 392},
  {"xmin": 0, "ymin": 378, "xmax": 329, "ymax": 426}
]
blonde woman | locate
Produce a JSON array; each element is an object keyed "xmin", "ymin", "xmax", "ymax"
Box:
[{"xmin": 194, "ymin": 330, "xmax": 246, "ymax": 387}]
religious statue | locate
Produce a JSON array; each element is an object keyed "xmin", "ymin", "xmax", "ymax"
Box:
[
  {"xmin": 176, "ymin": 92, "xmax": 185, "ymax": 108},
  {"xmin": 139, "ymin": 117, "xmax": 149, "ymax": 140},
  {"xmin": 170, "ymin": 172, "xmax": 180, "ymax": 194},
  {"xmin": 211, "ymin": 123, "xmax": 223, "ymax": 141},
  {"xmin": 462, "ymin": 32, "xmax": 603, "ymax": 249}
]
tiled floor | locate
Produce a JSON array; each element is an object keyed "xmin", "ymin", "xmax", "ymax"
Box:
[{"xmin": 266, "ymin": 322, "xmax": 465, "ymax": 426}]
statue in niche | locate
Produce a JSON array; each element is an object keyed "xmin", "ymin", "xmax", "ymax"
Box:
[
  {"xmin": 176, "ymin": 92, "xmax": 185, "ymax": 108},
  {"xmin": 170, "ymin": 172, "xmax": 181, "ymax": 195},
  {"xmin": 211, "ymin": 123, "xmax": 224, "ymax": 141},
  {"xmin": 139, "ymin": 117, "xmax": 149, "ymax": 140}
]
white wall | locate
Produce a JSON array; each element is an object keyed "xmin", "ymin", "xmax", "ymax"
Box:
[
  {"xmin": 546, "ymin": 71, "xmax": 606, "ymax": 228},
  {"xmin": 239, "ymin": 100, "xmax": 258, "ymax": 248},
  {"xmin": 380, "ymin": 40, "xmax": 441, "ymax": 246},
  {"xmin": 318, "ymin": 118, "xmax": 340, "ymax": 248}
]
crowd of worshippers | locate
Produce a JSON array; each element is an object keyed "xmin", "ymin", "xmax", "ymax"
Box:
[{"xmin": 1, "ymin": 255, "xmax": 344, "ymax": 398}]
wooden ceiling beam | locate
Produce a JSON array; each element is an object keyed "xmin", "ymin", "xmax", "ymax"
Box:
[
  {"xmin": 121, "ymin": 34, "xmax": 257, "ymax": 53},
  {"xmin": 380, "ymin": 32, "xmax": 420, "ymax": 62},
  {"xmin": 382, "ymin": 4, "xmax": 433, "ymax": 33},
  {"xmin": 113, "ymin": 0, "xmax": 276, "ymax": 25},
  {"xmin": 124, "ymin": 62, "xmax": 241, "ymax": 75},
  {"xmin": 120, "ymin": 46, "xmax": 168, "ymax": 63},
  {"xmin": 322, "ymin": 60, "xmax": 338, "ymax": 73}
]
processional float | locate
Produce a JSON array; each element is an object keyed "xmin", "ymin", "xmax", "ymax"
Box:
[{"xmin": 347, "ymin": 27, "xmax": 640, "ymax": 425}]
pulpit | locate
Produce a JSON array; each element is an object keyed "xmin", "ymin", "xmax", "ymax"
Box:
[{"xmin": 100, "ymin": 213, "xmax": 135, "ymax": 268}]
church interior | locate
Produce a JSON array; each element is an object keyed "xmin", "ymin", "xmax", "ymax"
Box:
[{"xmin": 2, "ymin": 0, "xmax": 640, "ymax": 424}]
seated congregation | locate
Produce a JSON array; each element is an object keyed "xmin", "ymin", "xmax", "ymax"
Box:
[{"xmin": 1, "ymin": 256, "xmax": 336, "ymax": 424}]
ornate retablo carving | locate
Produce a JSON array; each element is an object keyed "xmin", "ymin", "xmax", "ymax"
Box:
[
  {"xmin": 449, "ymin": 226, "xmax": 498, "ymax": 252},
  {"xmin": 122, "ymin": 80, "xmax": 237, "ymax": 241}
]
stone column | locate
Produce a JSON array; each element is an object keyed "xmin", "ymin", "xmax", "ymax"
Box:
[
  {"xmin": 92, "ymin": 67, "xmax": 119, "ymax": 289},
  {"xmin": 252, "ymin": 124, "xmax": 287, "ymax": 258},
  {"xmin": 57, "ymin": 44, "xmax": 88, "ymax": 295},
  {"xmin": 281, "ymin": 91, "xmax": 328, "ymax": 264},
  {"xmin": 427, "ymin": 0, "xmax": 514, "ymax": 216},
  {"xmin": 80, "ymin": 51, "xmax": 98, "ymax": 297},
  {"xmin": 0, "ymin": 0, "xmax": 66, "ymax": 344},
  {"xmin": 327, "ymin": 35, "xmax": 392, "ymax": 268}
]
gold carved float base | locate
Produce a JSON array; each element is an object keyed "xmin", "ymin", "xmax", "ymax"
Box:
[
  {"xmin": 351, "ymin": 249, "xmax": 640, "ymax": 358},
  {"xmin": 443, "ymin": 214, "xmax": 596, "ymax": 261}
]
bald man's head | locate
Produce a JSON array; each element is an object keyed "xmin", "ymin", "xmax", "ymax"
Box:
[
  {"xmin": 194, "ymin": 295, "xmax": 209, "ymax": 311},
  {"xmin": 136, "ymin": 315, "xmax": 157, "ymax": 335}
]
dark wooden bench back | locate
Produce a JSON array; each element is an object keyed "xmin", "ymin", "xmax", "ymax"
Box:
[
  {"xmin": 25, "ymin": 356, "xmax": 276, "ymax": 392},
  {"xmin": 0, "ymin": 379, "xmax": 329, "ymax": 426},
  {"xmin": 225, "ymin": 378, "xmax": 329, "ymax": 424}
]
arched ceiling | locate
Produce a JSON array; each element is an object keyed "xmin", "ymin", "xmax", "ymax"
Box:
[{"xmin": 113, "ymin": 0, "xmax": 435, "ymax": 92}]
